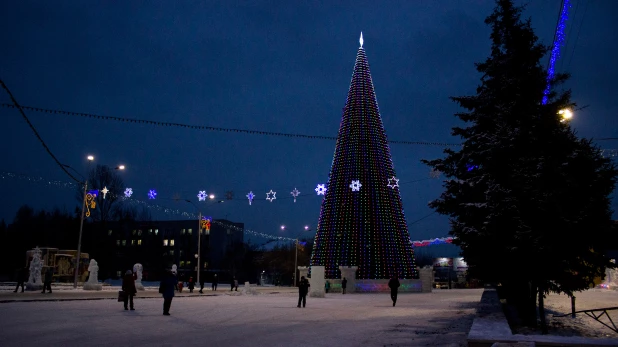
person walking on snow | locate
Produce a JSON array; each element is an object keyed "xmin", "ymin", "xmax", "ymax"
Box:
[
  {"xmin": 341, "ymin": 277, "xmax": 348, "ymax": 294},
  {"xmin": 122, "ymin": 269, "xmax": 137, "ymax": 311},
  {"xmin": 160, "ymin": 269, "xmax": 177, "ymax": 316},
  {"xmin": 42, "ymin": 268, "xmax": 53, "ymax": 294},
  {"xmin": 388, "ymin": 276, "xmax": 400, "ymax": 307},
  {"xmin": 212, "ymin": 274, "xmax": 218, "ymax": 291},
  {"xmin": 14, "ymin": 266, "xmax": 27, "ymax": 293},
  {"xmin": 297, "ymin": 276, "xmax": 310, "ymax": 308},
  {"xmin": 188, "ymin": 276, "xmax": 195, "ymax": 293}
]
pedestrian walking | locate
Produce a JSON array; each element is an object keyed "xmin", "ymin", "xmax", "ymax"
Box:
[
  {"xmin": 188, "ymin": 276, "xmax": 195, "ymax": 293},
  {"xmin": 160, "ymin": 269, "xmax": 177, "ymax": 316},
  {"xmin": 297, "ymin": 276, "xmax": 310, "ymax": 308},
  {"xmin": 388, "ymin": 276, "xmax": 400, "ymax": 307},
  {"xmin": 212, "ymin": 274, "xmax": 218, "ymax": 291},
  {"xmin": 122, "ymin": 270, "xmax": 137, "ymax": 311},
  {"xmin": 199, "ymin": 271, "xmax": 205, "ymax": 293},
  {"xmin": 14, "ymin": 266, "xmax": 27, "ymax": 293},
  {"xmin": 341, "ymin": 277, "xmax": 347, "ymax": 294},
  {"xmin": 325, "ymin": 280, "xmax": 330, "ymax": 293},
  {"xmin": 41, "ymin": 268, "xmax": 53, "ymax": 294}
]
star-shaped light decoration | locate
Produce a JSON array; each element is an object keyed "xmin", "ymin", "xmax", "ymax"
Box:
[
  {"xmin": 315, "ymin": 184, "xmax": 327, "ymax": 195},
  {"xmin": 101, "ymin": 186, "xmax": 109, "ymax": 199},
  {"xmin": 387, "ymin": 176, "xmax": 399, "ymax": 189},
  {"xmin": 290, "ymin": 188, "xmax": 300, "ymax": 202},
  {"xmin": 148, "ymin": 189, "xmax": 157, "ymax": 199},
  {"xmin": 266, "ymin": 190, "xmax": 276, "ymax": 202},
  {"xmin": 349, "ymin": 180, "xmax": 362, "ymax": 192},
  {"xmin": 246, "ymin": 191, "xmax": 255, "ymax": 205},
  {"xmin": 124, "ymin": 188, "xmax": 133, "ymax": 198},
  {"xmin": 197, "ymin": 190, "xmax": 207, "ymax": 201},
  {"xmin": 429, "ymin": 168, "xmax": 441, "ymax": 179}
]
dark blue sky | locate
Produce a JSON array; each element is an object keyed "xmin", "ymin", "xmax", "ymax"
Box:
[{"xmin": 1, "ymin": 1, "xmax": 616, "ymax": 252}]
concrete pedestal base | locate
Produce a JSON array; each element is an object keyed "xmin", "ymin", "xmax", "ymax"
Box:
[
  {"xmin": 83, "ymin": 282, "xmax": 103, "ymax": 291},
  {"xmin": 308, "ymin": 266, "xmax": 325, "ymax": 298},
  {"xmin": 338, "ymin": 266, "xmax": 358, "ymax": 293}
]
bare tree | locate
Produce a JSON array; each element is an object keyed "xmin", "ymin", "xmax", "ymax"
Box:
[{"xmin": 76, "ymin": 164, "xmax": 126, "ymax": 223}]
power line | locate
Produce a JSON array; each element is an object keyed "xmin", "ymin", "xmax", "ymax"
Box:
[
  {"xmin": 565, "ymin": 0, "xmax": 588, "ymax": 71},
  {"xmin": 0, "ymin": 80, "xmax": 80, "ymax": 183},
  {"xmin": 0, "ymin": 103, "xmax": 461, "ymax": 147}
]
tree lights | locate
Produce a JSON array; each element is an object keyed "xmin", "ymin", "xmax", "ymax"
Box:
[{"xmin": 310, "ymin": 37, "xmax": 418, "ymax": 280}]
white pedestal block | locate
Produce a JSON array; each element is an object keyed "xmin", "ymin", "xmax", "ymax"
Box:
[
  {"xmin": 338, "ymin": 266, "xmax": 358, "ymax": 293},
  {"xmin": 308, "ymin": 266, "xmax": 325, "ymax": 298},
  {"xmin": 83, "ymin": 282, "xmax": 103, "ymax": 291}
]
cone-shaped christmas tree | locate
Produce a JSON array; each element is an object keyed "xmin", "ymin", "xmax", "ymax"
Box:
[{"xmin": 310, "ymin": 34, "xmax": 418, "ymax": 280}]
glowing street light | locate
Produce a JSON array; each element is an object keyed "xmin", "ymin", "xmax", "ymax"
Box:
[
  {"xmin": 559, "ymin": 108, "xmax": 573, "ymax": 122},
  {"xmin": 87, "ymin": 155, "xmax": 94, "ymax": 161},
  {"xmin": 281, "ymin": 225, "xmax": 285, "ymax": 230},
  {"xmin": 117, "ymin": 165, "xmax": 125, "ymax": 170},
  {"xmin": 209, "ymin": 194, "xmax": 215, "ymax": 199}
]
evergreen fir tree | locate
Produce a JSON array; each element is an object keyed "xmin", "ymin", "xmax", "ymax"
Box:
[
  {"xmin": 423, "ymin": 0, "xmax": 617, "ymax": 328},
  {"xmin": 310, "ymin": 35, "xmax": 417, "ymax": 280}
]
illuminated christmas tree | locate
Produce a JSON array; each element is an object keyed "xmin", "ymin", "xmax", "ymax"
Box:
[{"xmin": 310, "ymin": 34, "xmax": 418, "ymax": 280}]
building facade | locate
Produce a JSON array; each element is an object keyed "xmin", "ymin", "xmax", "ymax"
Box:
[{"xmin": 103, "ymin": 219, "xmax": 244, "ymax": 281}]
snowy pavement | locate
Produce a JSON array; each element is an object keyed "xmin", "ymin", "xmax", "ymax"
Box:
[{"xmin": 0, "ymin": 288, "xmax": 483, "ymax": 347}]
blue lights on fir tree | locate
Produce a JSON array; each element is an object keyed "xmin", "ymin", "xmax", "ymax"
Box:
[{"xmin": 542, "ymin": 0, "xmax": 571, "ymax": 105}]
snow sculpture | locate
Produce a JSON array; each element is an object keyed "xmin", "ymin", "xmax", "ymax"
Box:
[
  {"xmin": 242, "ymin": 281, "xmax": 258, "ymax": 295},
  {"xmin": 26, "ymin": 247, "xmax": 43, "ymax": 290},
  {"xmin": 133, "ymin": 263, "xmax": 144, "ymax": 290},
  {"xmin": 83, "ymin": 259, "xmax": 102, "ymax": 290}
]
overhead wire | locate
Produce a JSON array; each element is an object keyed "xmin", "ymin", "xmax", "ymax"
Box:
[{"xmin": 0, "ymin": 79, "xmax": 81, "ymax": 183}]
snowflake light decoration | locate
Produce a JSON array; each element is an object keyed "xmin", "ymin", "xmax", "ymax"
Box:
[
  {"xmin": 148, "ymin": 189, "xmax": 157, "ymax": 199},
  {"xmin": 124, "ymin": 188, "xmax": 133, "ymax": 198},
  {"xmin": 387, "ymin": 176, "xmax": 399, "ymax": 189},
  {"xmin": 246, "ymin": 191, "xmax": 255, "ymax": 205},
  {"xmin": 290, "ymin": 188, "xmax": 300, "ymax": 202},
  {"xmin": 266, "ymin": 190, "xmax": 276, "ymax": 202},
  {"xmin": 197, "ymin": 190, "xmax": 207, "ymax": 201},
  {"xmin": 349, "ymin": 180, "xmax": 362, "ymax": 192},
  {"xmin": 315, "ymin": 184, "xmax": 327, "ymax": 195},
  {"xmin": 101, "ymin": 186, "xmax": 109, "ymax": 199}
]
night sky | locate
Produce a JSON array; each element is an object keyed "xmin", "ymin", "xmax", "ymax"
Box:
[{"xmin": 1, "ymin": 1, "xmax": 616, "ymax": 252}]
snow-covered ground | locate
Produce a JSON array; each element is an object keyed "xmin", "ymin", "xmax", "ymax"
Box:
[
  {"xmin": 0, "ymin": 289, "xmax": 483, "ymax": 347},
  {"xmin": 517, "ymin": 289, "xmax": 618, "ymax": 338}
]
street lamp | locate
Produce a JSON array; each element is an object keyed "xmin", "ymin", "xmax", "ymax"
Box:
[
  {"xmin": 293, "ymin": 225, "xmax": 311, "ymax": 287},
  {"xmin": 73, "ymin": 156, "xmax": 124, "ymax": 288},
  {"xmin": 559, "ymin": 108, "xmax": 573, "ymax": 123}
]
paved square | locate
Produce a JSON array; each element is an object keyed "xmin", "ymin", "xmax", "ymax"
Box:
[{"xmin": 0, "ymin": 289, "xmax": 483, "ymax": 346}]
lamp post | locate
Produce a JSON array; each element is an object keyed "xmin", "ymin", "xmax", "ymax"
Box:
[
  {"xmin": 559, "ymin": 108, "xmax": 573, "ymax": 123},
  {"xmin": 183, "ymin": 195, "xmax": 220, "ymax": 286},
  {"xmin": 73, "ymin": 157, "xmax": 125, "ymax": 288},
  {"xmin": 292, "ymin": 225, "xmax": 310, "ymax": 287}
]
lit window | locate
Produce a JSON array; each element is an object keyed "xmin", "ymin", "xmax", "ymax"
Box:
[
  {"xmin": 186, "ymin": 261, "xmax": 191, "ymax": 267},
  {"xmin": 116, "ymin": 240, "xmax": 120, "ymax": 246},
  {"xmin": 155, "ymin": 229, "xmax": 159, "ymax": 235},
  {"xmin": 180, "ymin": 261, "xmax": 185, "ymax": 267},
  {"xmin": 108, "ymin": 230, "xmax": 113, "ymax": 236},
  {"xmin": 122, "ymin": 240, "xmax": 126, "ymax": 246},
  {"xmin": 163, "ymin": 239, "xmax": 168, "ymax": 246},
  {"xmin": 148, "ymin": 229, "xmax": 152, "ymax": 234},
  {"xmin": 116, "ymin": 271, "xmax": 121, "ymax": 277},
  {"xmin": 204, "ymin": 262, "xmax": 208, "ymax": 269},
  {"xmin": 181, "ymin": 229, "xmax": 185, "ymax": 235},
  {"xmin": 170, "ymin": 239, "xmax": 175, "ymax": 246},
  {"xmin": 131, "ymin": 240, "xmax": 135, "ymax": 246},
  {"xmin": 188, "ymin": 228, "xmax": 192, "ymax": 235},
  {"xmin": 137, "ymin": 239, "xmax": 142, "ymax": 246},
  {"xmin": 170, "ymin": 250, "xmax": 174, "ymax": 256},
  {"xmin": 138, "ymin": 230, "xmax": 142, "ymax": 236}
]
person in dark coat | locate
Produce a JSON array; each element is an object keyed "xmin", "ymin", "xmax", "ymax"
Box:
[
  {"xmin": 212, "ymin": 274, "xmax": 218, "ymax": 291},
  {"xmin": 14, "ymin": 266, "xmax": 27, "ymax": 293},
  {"xmin": 122, "ymin": 270, "xmax": 137, "ymax": 310},
  {"xmin": 297, "ymin": 276, "xmax": 310, "ymax": 308},
  {"xmin": 199, "ymin": 272, "xmax": 205, "ymax": 293},
  {"xmin": 160, "ymin": 270, "xmax": 177, "ymax": 315},
  {"xmin": 231, "ymin": 276, "xmax": 238, "ymax": 291},
  {"xmin": 341, "ymin": 277, "xmax": 348, "ymax": 294},
  {"xmin": 188, "ymin": 276, "xmax": 195, "ymax": 293},
  {"xmin": 41, "ymin": 268, "xmax": 53, "ymax": 294},
  {"xmin": 388, "ymin": 276, "xmax": 401, "ymax": 307}
]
